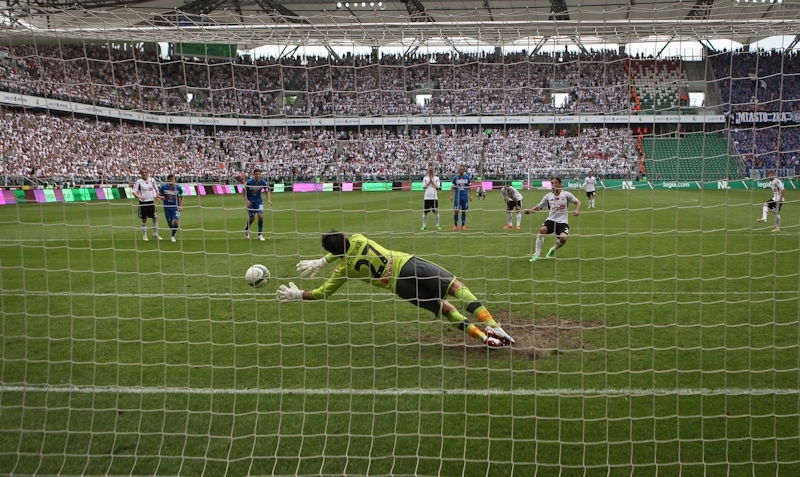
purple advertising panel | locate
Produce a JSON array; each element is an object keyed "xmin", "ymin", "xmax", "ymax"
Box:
[
  {"xmin": 292, "ymin": 183, "xmax": 323, "ymax": 192},
  {"xmin": 0, "ymin": 190, "xmax": 15, "ymax": 205},
  {"xmin": 54, "ymin": 189, "xmax": 64, "ymax": 202},
  {"xmin": 33, "ymin": 190, "xmax": 46, "ymax": 203},
  {"xmin": 341, "ymin": 182, "xmax": 353, "ymax": 192}
]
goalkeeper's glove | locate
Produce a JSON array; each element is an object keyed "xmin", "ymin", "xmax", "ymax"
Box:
[
  {"xmin": 296, "ymin": 257, "xmax": 327, "ymax": 278},
  {"xmin": 277, "ymin": 282, "xmax": 304, "ymax": 303}
]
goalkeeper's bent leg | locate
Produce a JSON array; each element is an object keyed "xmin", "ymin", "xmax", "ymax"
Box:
[
  {"xmin": 449, "ymin": 283, "xmax": 499, "ymax": 327},
  {"xmin": 442, "ymin": 304, "xmax": 486, "ymax": 342}
]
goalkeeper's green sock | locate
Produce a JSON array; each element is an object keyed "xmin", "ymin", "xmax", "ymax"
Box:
[
  {"xmin": 443, "ymin": 309, "xmax": 485, "ymax": 341},
  {"xmin": 452, "ymin": 288, "xmax": 499, "ymax": 327}
]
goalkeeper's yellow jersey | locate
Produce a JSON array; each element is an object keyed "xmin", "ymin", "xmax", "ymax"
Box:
[{"xmin": 309, "ymin": 234, "xmax": 413, "ymax": 300}]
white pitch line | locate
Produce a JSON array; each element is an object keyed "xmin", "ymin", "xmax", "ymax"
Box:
[
  {"xmin": 1, "ymin": 385, "xmax": 798, "ymax": 397},
  {"xmin": 0, "ymin": 229, "xmax": 797, "ymax": 243},
  {"xmin": 1, "ymin": 290, "xmax": 797, "ymax": 299}
]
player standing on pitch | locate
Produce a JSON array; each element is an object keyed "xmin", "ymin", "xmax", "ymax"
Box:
[
  {"xmin": 501, "ymin": 183, "xmax": 524, "ymax": 229},
  {"xmin": 450, "ymin": 165, "xmax": 472, "ymax": 231},
  {"xmin": 421, "ymin": 166, "xmax": 441, "ymax": 230},
  {"xmin": 244, "ymin": 169, "xmax": 272, "ymax": 241},
  {"xmin": 525, "ymin": 176, "xmax": 581, "ymax": 261},
  {"xmin": 158, "ymin": 174, "xmax": 184, "ymax": 242},
  {"xmin": 133, "ymin": 168, "xmax": 161, "ymax": 241},
  {"xmin": 277, "ymin": 230, "xmax": 515, "ymax": 347},
  {"xmin": 756, "ymin": 170, "xmax": 785, "ymax": 232},
  {"xmin": 582, "ymin": 171, "xmax": 597, "ymax": 209}
]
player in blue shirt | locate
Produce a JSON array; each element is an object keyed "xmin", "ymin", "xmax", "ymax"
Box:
[
  {"xmin": 244, "ymin": 169, "xmax": 272, "ymax": 241},
  {"xmin": 158, "ymin": 174, "xmax": 184, "ymax": 242},
  {"xmin": 449, "ymin": 165, "xmax": 472, "ymax": 231}
]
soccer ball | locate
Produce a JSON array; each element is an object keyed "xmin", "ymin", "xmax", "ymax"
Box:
[{"xmin": 245, "ymin": 264, "xmax": 270, "ymax": 288}]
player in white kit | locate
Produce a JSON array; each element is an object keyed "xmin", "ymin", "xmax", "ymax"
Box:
[
  {"xmin": 525, "ymin": 176, "xmax": 581, "ymax": 261},
  {"xmin": 500, "ymin": 183, "xmax": 524, "ymax": 229},
  {"xmin": 583, "ymin": 171, "xmax": 597, "ymax": 209},
  {"xmin": 133, "ymin": 168, "xmax": 161, "ymax": 241},
  {"xmin": 421, "ymin": 166, "xmax": 441, "ymax": 230},
  {"xmin": 756, "ymin": 170, "xmax": 785, "ymax": 232}
]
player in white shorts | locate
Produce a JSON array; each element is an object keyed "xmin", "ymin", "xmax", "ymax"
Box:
[
  {"xmin": 525, "ymin": 176, "xmax": 581, "ymax": 261},
  {"xmin": 583, "ymin": 171, "xmax": 597, "ymax": 209},
  {"xmin": 756, "ymin": 170, "xmax": 785, "ymax": 232},
  {"xmin": 421, "ymin": 166, "xmax": 441, "ymax": 230},
  {"xmin": 500, "ymin": 183, "xmax": 524, "ymax": 229},
  {"xmin": 133, "ymin": 168, "xmax": 161, "ymax": 241}
]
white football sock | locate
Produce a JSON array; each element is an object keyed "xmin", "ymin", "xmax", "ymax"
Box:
[
  {"xmin": 506, "ymin": 211, "xmax": 512, "ymax": 226},
  {"xmin": 422, "ymin": 213, "xmax": 427, "ymax": 227},
  {"xmin": 516, "ymin": 212, "xmax": 522, "ymax": 226},
  {"xmin": 141, "ymin": 224, "xmax": 146, "ymax": 236},
  {"xmin": 552, "ymin": 240, "xmax": 564, "ymax": 251},
  {"xmin": 535, "ymin": 235, "xmax": 545, "ymax": 255},
  {"xmin": 762, "ymin": 204, "xmax": 768, "ymax": 221},
  {"xmin": 775, "ymin": 214, "xmax": 781, "ymax": 229}
]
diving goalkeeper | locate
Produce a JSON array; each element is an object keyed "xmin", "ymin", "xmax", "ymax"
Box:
[{"xmin": 277, "ymin": 230, "xmax": 515, "ymax": 347}]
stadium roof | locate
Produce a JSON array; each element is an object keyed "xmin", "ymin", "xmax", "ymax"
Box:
[{"xmin": 1, "ymin": 0, "xmax": 799, "ymax": 48}]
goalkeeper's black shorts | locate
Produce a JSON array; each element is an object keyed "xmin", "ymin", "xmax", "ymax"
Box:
[{"xmin": 395, "ymin": 257, "xmax": 456, "ymax": 315}]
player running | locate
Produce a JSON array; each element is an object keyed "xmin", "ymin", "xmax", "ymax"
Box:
[
  {"xmin": 500, "ymin": 183, "xmax": 524, "ymax": 229},
  {"xmin": 756, "ymin": 170, "xmax": 785, "ymax": 232},
  {"xmin": 133, "ymin": 168, "xmax": 161, "ymax": 241},
  {"xmin": 583, "ymin": 171, "xmax": 597, "ymax": 209},
  {"xmin": 421, "ymin": 166, "xmax": 441, "ymax": 230},
  {"xmin": 450, "ymin": 165, "xmax": 472, "ymax": 231},
  {"xmin": 278, "ymin": 231, "xmax": 515, "ymax": 348},
  {"xmin": 525, "ymin": 176, "xmax": 582, "ymax": 261},
  {"xmin": 243, "ymin": 169, "xmax": 272, "ymax": 241},
  {"xmin": 158, "ymin": 174, "xmax": 184, "ymax": 242}
]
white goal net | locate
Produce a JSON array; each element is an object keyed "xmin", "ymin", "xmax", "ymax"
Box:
[{"xmin": 0, "ymin": 3, "xmax": 799, "ymax": 476}]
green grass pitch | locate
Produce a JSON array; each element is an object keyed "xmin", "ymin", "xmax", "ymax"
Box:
[{"xmin": 1, "ymin": 188, "xmax": 799, "ymax": 476}]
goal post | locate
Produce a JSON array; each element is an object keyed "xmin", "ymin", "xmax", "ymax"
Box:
[{"xmin": 1, "ymin": 6, "xmax": 800, "ymax": 476}]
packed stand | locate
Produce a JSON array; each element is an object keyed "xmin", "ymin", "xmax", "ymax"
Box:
[
  {"xmin": 0, "ymin": 111, "xmax": 335, "ymax": 184},
  {"xmin": 732, "ymin": 126, "xmax": 800, "ymax": 174},
  {"xmin": 0, "ymin": 45, "xmax": 634, "ymax": 117},
  {"xmin": 712, "ymin": 49, "xmax": 800, "ymax": 113}
]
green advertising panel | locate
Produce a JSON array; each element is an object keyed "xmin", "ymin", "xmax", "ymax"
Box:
[
  {"xmin": 411, "ymin": 182, "xmax": 424, "ymax": 191},
  {"xmin": 74, "ymin": 189, "xmax": 90, "ymax": 201},
  {"xmin": 652, "ymin": 181, "xmax": 702, "ymax": 190},
  {"xmin": 362, "ymin": 182, "xmax": 393, "ymax": 192},
  {"xmin": 62, "ymin": 189, "xmax": 74, "ymax": 202},
  {"xmin": 175, "ymin": 43, "xmax": 237, "ymax": 59},
  {"xmin": 511, "ymin": 181, "xmax": 523, "ymax": 189},
  {"xmin": 600, "ymin": 180, "xmax": 652, "ymax": 190},
  {"xmin": 13, "ymin": 190, "xmax": 26, "ymax": 204},
  {"xmin": 88, "ymin": 189, "xmax": 99, "ymax": 200},
  {"xmin": 273, "ymin": 184, "xmax": 285, "ymax": 193},
  {"xmin": 441, "ymin": 182, "xmax": 452, "ymax": 191},
  {"xmin": 43, "ymin": 190, "xmax": 56, "ymax": 202},
  {"xmin": 111, "ymin": 188, "xmax": 121, "ymax": 199},
  {"xmin": 322, "ymin": 183, "xmax": 334, "ymax": 192}
]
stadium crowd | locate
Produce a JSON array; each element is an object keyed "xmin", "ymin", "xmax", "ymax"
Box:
[
  {"xmin": 712, "ymin": 49, "xmax": 800, "ymax": 113},
  {"xmin": 732, "ymin": 126, "xmax": 800, "ymax": 173},
  {"xmin": 0, "ymin": 111, "xmax": 638, "ymax": 184},
  {"xmin": 0, "ymin": 46, "xmax": 632, "ymax": 116}
]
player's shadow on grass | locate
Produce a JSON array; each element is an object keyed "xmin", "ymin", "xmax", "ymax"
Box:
[{"xmin": 421, "ymin": 313, "xmax": 603, "ymax": 361}]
